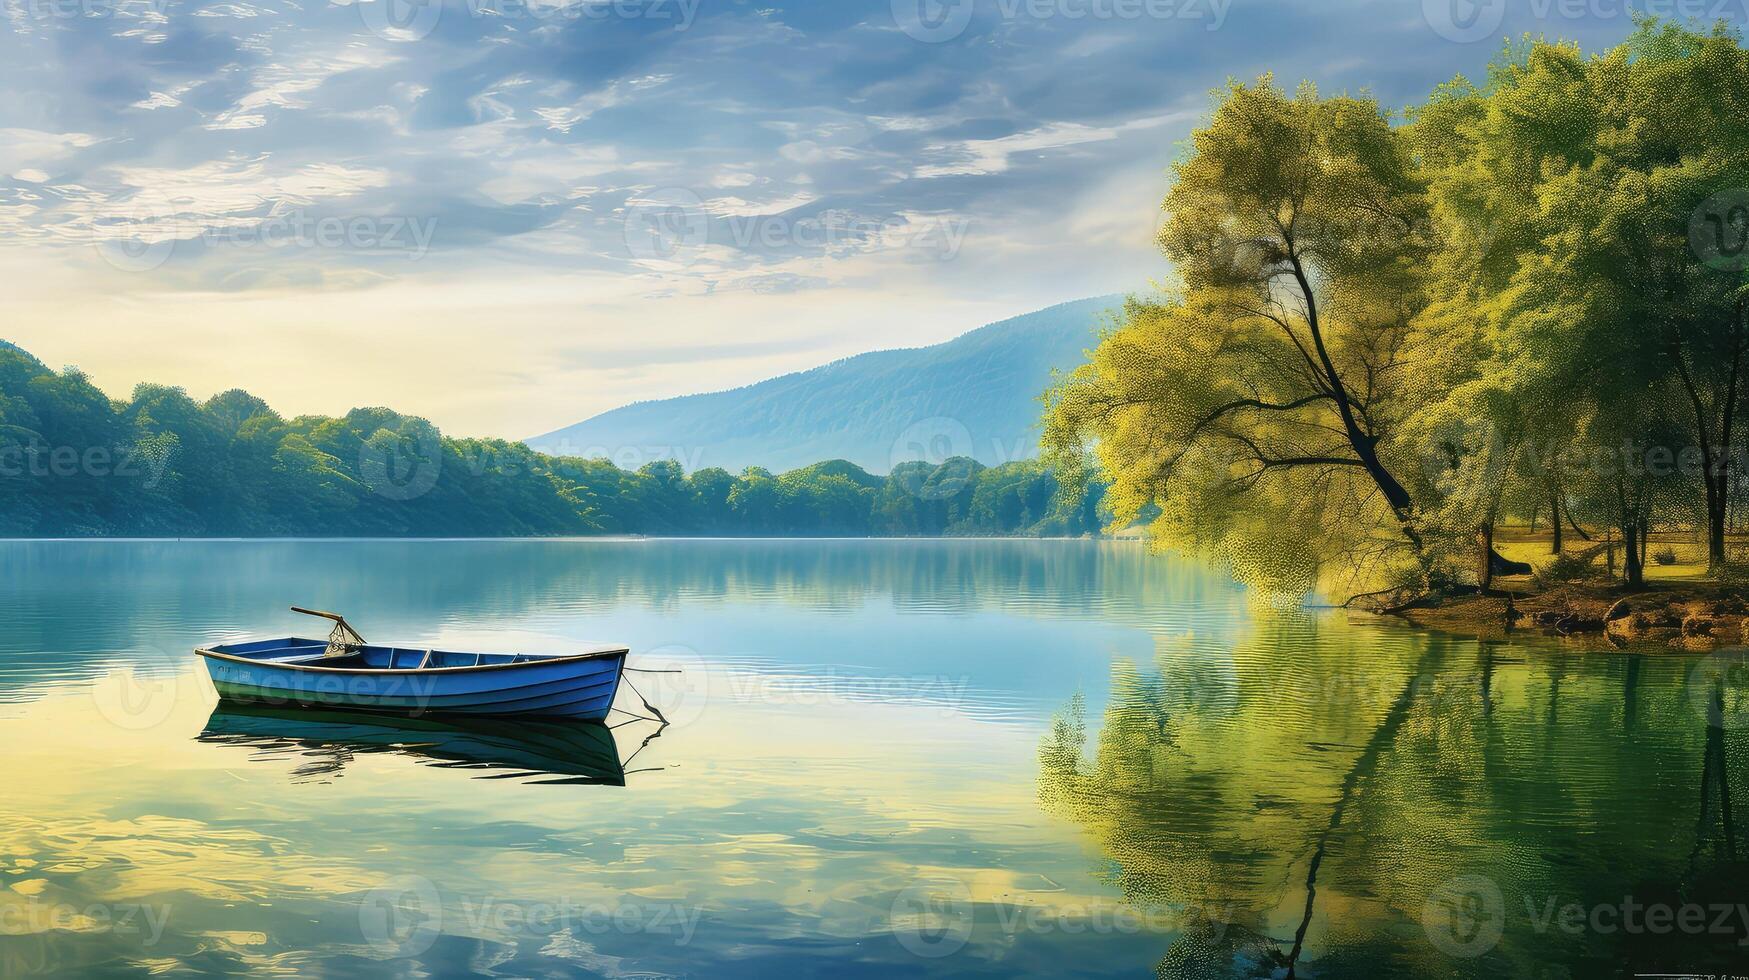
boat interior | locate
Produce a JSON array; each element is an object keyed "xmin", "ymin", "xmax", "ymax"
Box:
[{"xmin": 205, "ymin": 637, "xmax": 624, "ymax": 670}]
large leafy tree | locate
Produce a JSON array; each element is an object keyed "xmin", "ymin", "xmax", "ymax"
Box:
[
  {"xmin": 1046, "ymin": 79, "xmax": 1437, "ymax": 595},
  {"xmin": 1404, "ymin": 41, "xmax": 1605, "ymax": 586},
  {"xmin": 1418, "ymin": 24, "xmax": 1749, "ymax": 575},
  {"xmin": 1050, "ymin": 24, "xmax": 1749, "ymax": 598},
  {"xmin": 1602, "ymin": 21, "xmax": 1749, "ymax": 570}
]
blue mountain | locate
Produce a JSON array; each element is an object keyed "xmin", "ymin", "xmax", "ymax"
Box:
[{"xmin": 526, "ymin": 296, "xmax": 1121, "ymax": 475}]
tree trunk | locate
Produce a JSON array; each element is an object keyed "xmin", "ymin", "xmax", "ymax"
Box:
[
  {"xmin": 1640, "ymin": 514, "xmax": 1650, "ymax": 578},
  {"xmin": 1709, "ymin": 487, "xmax": 1728, "ymax": 570},
  {"xmin": 1285, "ymin": 252, "xmax": 1419, "ymax": 550},
  {"xmin": 1565, "ymin": 504, "xmax": 1592, "ymax": 542},
  {"xmin": 1615, "ymin": 468, "xmax": 1645, "ymax": 588},
  {"xmin": 1477, "ymin": 523, "xmax": 1495, "ymax": 593},
  {"xmin": 1701, "ymin": 468, "xmax": 1726, "ymax": 572},
  {"xmin": 1670, "ymin": 301, "xmax": 1742, "ymax": 574},
  {"xmin": 1722, "ymin": 302, "xmax": 1747, "ymax": 573},
  {"xmin": 1549, "ymin": 489, "xmax": 1563, "ymax": 554},
  {"xmin": 1621, "ymin": 516, "xmax": 1643, "ymax": 588}
]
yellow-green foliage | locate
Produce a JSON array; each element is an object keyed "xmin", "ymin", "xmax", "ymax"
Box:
[
  {"xmin": 1048, "ymin": 21, "xmax": 1749, "ymax": 599},
  {"xmin": 1044, "ymin": 78, "xmax": 1432, "ymax": 597}
]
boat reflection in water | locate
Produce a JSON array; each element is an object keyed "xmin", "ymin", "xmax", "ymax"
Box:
[{"xmin": 197, "ymin": 703, "xmax": 656, "ymax": 786}]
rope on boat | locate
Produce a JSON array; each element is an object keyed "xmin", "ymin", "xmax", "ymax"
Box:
[
  {"xmin": 620, "ymin": 671, "xmax": 670, "ymax": 725},
  {"xmin": 607, "ymin": 671, "xmax": 674, "ymax": 773},
  {"xmin": 623, "ymin": 667, "xmax": 682, "ymax": 673}
]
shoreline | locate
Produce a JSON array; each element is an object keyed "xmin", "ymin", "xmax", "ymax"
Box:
[
  {"xmin": 11, "ymin": 533, "xmax": 1736, "ymax": 653},
  {"xmin": 1360, "ymin": 582, "xmax": 1749, "ymax": 654}
]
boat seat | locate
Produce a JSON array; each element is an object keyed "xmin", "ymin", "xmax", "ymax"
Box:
[{"xmin": 264, "ymin": 652, "xmax": 330, "ymax": 664}]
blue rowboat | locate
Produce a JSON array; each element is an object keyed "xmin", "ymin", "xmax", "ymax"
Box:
[{"xmin": 195, "ymin": 607, "xmax": 629, "ymax": 720}]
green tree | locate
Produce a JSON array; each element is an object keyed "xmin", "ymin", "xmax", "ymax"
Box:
[
  {"xmin": 727, "ymin": 470, "xmax": 781, "ymax": 532},
  {"xmin": 1419, "ymin": 25, "xmax": 1749, "ymax": 575},
  {"xmin": 687, "ymin": 466, "xmax": 737, "ymax": 528},
  {"xmin": 1046, "ymin": 78, "xmax": 1435, "ymax": 595}
]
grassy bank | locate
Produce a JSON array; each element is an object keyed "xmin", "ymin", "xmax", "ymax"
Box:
[{"xmin": 1374, "ymin": 527, "xmax": 1749, "ymax": 652}]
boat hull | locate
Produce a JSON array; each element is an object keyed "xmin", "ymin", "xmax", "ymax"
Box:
[{"xmin": 196, "ymin": 640, "xmax": 627, "ymax": 720}]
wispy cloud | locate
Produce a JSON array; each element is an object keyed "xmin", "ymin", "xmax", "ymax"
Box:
[{"xmin": 0, "ymin": 0, "xmax": 1724, "ymax": 436}]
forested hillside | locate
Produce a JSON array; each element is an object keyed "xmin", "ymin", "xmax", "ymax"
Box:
[{"xmin": 0, "ymin": 342, "xmax": 1103, "ymax": 538}]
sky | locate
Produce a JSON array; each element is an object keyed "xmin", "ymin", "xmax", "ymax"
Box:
[{"xmin": 1, "ymin": 0, "xmax": 1742, "ymax": 439}]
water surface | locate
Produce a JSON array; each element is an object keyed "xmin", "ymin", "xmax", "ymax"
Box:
[{"xmin": 1, "ymin": 539, "xmax": 1746, "ymax": 978}]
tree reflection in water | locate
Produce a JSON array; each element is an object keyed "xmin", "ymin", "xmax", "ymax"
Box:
[{"xmin": 1039, "ymin": 616, "xmax": 1749, "ymax": 978}]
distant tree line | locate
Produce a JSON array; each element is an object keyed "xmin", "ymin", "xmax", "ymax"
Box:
[
  {"xmin": 0, "ymin": 342, "xmax": 1104, "ymax": 538},
  {"xmin": 1046, "ymin": 20, "xmax": 1749, "ymax": 598}
]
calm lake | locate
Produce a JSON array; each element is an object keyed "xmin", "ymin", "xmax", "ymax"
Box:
[{"xmin": 2, "ymin": 538, "xmax": 1747, "ymax": 978}]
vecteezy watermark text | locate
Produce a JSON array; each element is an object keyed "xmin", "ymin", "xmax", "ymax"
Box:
[
  {"xmin": 1424, "ymin": 876, "xmax": 1749, "ymax": 960},
  {"xmin": 0, "ymin": 899, "xmax": 172, "ymax": 945},
  {"xmin": 624, "ymin": 190, "xmax": 971, "ymax": 267},
  {"xmin": 91, "ymin": 206, "xmax": 438, "ymax": 273},
  {"xmin": 0, "ymin": 444, "xmax": 170, "ymax": 487},
  {"xmin": 356, "ymin": 0, "xmax": 700, "ymax": 42},
  {"xmin": 196, "ymin": 211, "xmax": 436, "ymax": 257},
  {"xmin": 1422, "ymin": 0, "xmax": 1749, "ymax": 44},
  {"xmin": 889, "ymin": 874, "xmax": 1230, "ymax": 959},
  {"xmin": 4, "ymin": 0, "xmax": 171, "ymax": 20},
  {"xmin": 359, "ymin": 878, "xmax": 702, "ymax": 959},
  {"xmin": 464, "ymin": 0, "xmax": 700, "ymax": 25},
  {"xmin": 891, "ymin": 0, "xmax": 1231, "ymax": 43},
  {"xmin": 526, "ymin": 439, "xmax": 708, "ymax": 473}
]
